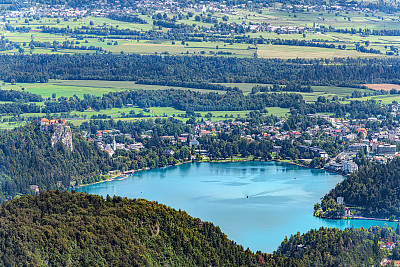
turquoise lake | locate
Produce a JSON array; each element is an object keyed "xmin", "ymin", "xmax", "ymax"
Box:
[{"xmin": 73, "ymin": 161, "xmax": 397, "ymax": 252}]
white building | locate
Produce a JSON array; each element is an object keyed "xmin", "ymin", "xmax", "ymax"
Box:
[
  {"xmin": 189, "ymin": 139, "xmax": 200, "ymax": 147},
  {"xmin": 342, "ymin": 161, "xmax": 358, "ymax": 173}
]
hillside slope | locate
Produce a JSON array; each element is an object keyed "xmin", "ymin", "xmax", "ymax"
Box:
[
  {"xmin": 0, "ymin": 190, "xmax": 259, "ymax": 266},
  {"xmin": 0, "ymin": 190, "xmax": 386, "ymax": 267},
  {"xmin": 0, "ymin": 122, "xmax": 112, "ymax": 202},
  {"xmin": 319, "ymin": 157, "xmax": 400, "ymax": 219}
]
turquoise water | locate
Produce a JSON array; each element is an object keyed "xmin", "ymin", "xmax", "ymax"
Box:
[{"xmin": 73, "ymin": 161, "xmax": 397, "ymax": 252}]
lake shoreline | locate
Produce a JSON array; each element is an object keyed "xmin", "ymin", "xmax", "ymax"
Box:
[
  {"xmin": 72, "ymin": 158, "xmax": 390, "ymax": 223},
  {"xmin": 71, "ymin": 160, "xmax": 348, "ymax": 252},
  {"xmin": 72, "ymin": 160, "xmax": 395, "ymax": 253},
  {"xmin": 70, "ymin": 157, "xmax": 331, "ymax": 190}
]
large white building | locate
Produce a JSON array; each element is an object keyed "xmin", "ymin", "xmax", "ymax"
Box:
[{"xmin": 342, "ymin": 161, "xmax": 358, "ymax": 173}]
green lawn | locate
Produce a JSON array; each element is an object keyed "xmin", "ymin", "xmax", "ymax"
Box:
[{"xmin": 0, "ymin": 80, "xmax": 226, "ymax": 99}]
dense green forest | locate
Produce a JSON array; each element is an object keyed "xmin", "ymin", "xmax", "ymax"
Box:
[
  {"xmin": 319, "ymin": 157, "xmax": 400, "ymax": 219},
  {"xmin": 0, "ymin": 120, "xmax": 200, "ymax": 201},
  {"xmin": 274, "ymin": 226, "xmax": 385, "ymax": 266},
  {"xmin": 0, "ymin": 190, "xmax": 258, "ymax": 266},
  {"xmin": 1, "ymin": 54, "xmax": 400, "ymax": 85},
  {"xmin": 0, "ymin": 190, "xmax": 387, "ymax": 266},
  {"xmin": 0, "ymin": 122, "xmax": 112, "ymax": 202}
]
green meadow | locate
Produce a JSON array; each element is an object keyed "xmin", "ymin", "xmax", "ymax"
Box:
[
  {"xmin": 0, "ymin": 8, "xmax": 398, "ymax": 59},
  {"xmin": 0, "ymin": 80, "xmax": 225, "ymax": 99},
  {"xmin": 2, "ymin": 80, "xmax": 373, "ymax": 102}
]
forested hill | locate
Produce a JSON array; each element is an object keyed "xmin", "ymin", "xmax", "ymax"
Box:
[
  {"xmin": 2, "ymin": 54, "xmax": 400, "ymax": 85},
  {"xmin": 0, "ymin": 122, "xmax": 112, "ymax": 202},
  {"xmin": 0, "ymin": 190, "xmax": 256, "ymax": 266},
  {"xmin": 320, "ymin": 157, "xmax": 400, "ymax": 219},
  {"xmin": 0, "ymin": 190, "xmax": 385, "ymax": 266}
]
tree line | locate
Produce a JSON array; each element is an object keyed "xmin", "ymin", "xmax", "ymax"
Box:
[
  {"xmin": 0, "ymin": 86, "xmax": 390, "ymax": 119},
  {"xmin": 1, "ymin": 54, "xmax": 400, "ymax": 85}
]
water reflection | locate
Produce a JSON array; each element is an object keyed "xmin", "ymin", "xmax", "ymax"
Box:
[{"xmin": 73, "ymin": 161, "xmax": 391, "ymax": 253}]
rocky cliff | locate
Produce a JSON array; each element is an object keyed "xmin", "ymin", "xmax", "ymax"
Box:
[{"xmin": 51, "ymin": 123, "xmax": 73, "ymax": 151}]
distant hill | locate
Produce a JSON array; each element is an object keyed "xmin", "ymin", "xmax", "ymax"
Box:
[{"xmin": 0, "ymin": 190, "xmax": 386, "ymax": 266}]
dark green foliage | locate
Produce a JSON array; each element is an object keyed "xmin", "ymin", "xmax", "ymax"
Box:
[
  {"xmin": 81, "ymin": 117, "xmax": 193, "ymax": 137},
  {"xmin": 0, "ymin": 89, "xmax": 43, "ymax": 102},
  {"xmin": 107, "ymin": 13, "xmax": 147, "ymax": 24},
  {"xmin": 0, "ymin": 190, "xmax": 259, "ymax": 266},
  {"xmin": 0, "ymin": 123, "xmax": 112, "ymax": 202},
  {"xmin": 57, "ymin": 89, "xmax": 304, "ymax": 112},
  {"xmin": 321, "ymin": 157, "xmax": 400, "ymax": 219},
  {"xmin": 0, "ymin": 190, "xmax": 386, "ymax": 266},
  {"xmin": 1, "ymin": 54, "xmax": 400, "ymax": 85},
  {"xmin": 273, "ymin": 227, "xmax": 384, "ymax": 267}
]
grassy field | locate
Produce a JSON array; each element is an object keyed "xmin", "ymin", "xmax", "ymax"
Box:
[
  {"xmin": 350, "ymin": 94, "xmax": 400, "ymax": 104},
  {"xmin": 0, "ymin": 80, "xmax": 226, "ymax": 98},
  {"xmin": 1, "ymin": 81, "xmax": 127, "ymax": 98},
  {"xmin": 0, "ymin": 81, "xmax": 387, "ymax": 129},
  {"xmin": 0, "ymin": 120, "xmax": 27, "ymax": 130},
  {"xmin": 244, "ymin": 85, "xmax": 373, "ymax": 102},
  {"xmin": 67, "ymin": 106, "xmax": 289, "ymax": 122},
  {"xmin": 106, "ymin": 40, "xmax": 385, "ymax": 59},
  {"xmin": 0, "ymin": 105, "xmax": 290, "ymax": 129},
  {"xmin": 0, "ymin": 10, "xmax": 398, "ymax": 59},
  {"xmin": 1, "ymin": 80, "xmax": 374, "ymax": 103},
  {"xmin": 305, "ymin": 86, "xmax": 372, "ymax": 101}
]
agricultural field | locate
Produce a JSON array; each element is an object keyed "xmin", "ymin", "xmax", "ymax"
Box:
[
  {"xmin": 305, "ymin": 86, "xmax": 373, "ymax": 101},
  {"xmin": 0, "ymin": 80, "xmax": 226, "ymax": 98},
  {"xmin": 0, "ymin": 120, "xmax": 27, "ymax": 129},
  {"xmin": 0, "ymin": 79, "xmax": 376, "ymax": 129},
  {"xmin": 0, "ymin": 77, "xmax": 375, "ymax": 104},
  {"xmin": 1, "ymin": 79, "xmax": 374, "ymax": 101},
  {"xmin": 363, "ymin": 84, "xmax": 400, "ymax": 92},
  {"xmin": 350, "ymin": 94, "xmax": 400, "ymax": 104},
  {"xmin": 0, "ymin": 102, "xmax": 290, "ymax": 128},
  {"xmin": 0, "ymin": 4, "xmax": 399, "ymax": 59}
]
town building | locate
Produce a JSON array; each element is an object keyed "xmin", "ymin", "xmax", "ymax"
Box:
[
  {"xmin": 189, "ymin": 139, "xmax": 200, "ymax": 147},
  {"xmin": 377, "ymin": 144, "xmax": 396, "ymax": 155},
  {"xmin": 297, "ymin": 145, "xmax": 328, "ymax": 159},
  {"xmin": 342, "ymin": 161, "xmax": 358, "ymax": 173},
  {"xmin": 347, "ymin": 143, "xmax": 370, "ymax": 153}
]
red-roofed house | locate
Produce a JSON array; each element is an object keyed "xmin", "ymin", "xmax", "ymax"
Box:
[
  {"xmin": 40, "ymin": 118, "xmax": 49, "ymax": 125},
  {"xmin": 199, "ymin": 130, "xmax": 212, "ymax": 137}
]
